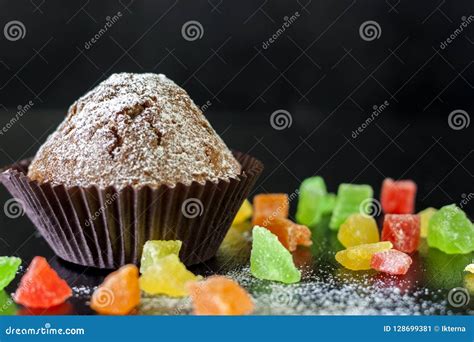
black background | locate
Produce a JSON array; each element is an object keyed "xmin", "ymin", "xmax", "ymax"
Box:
[
  {"xmin": 0, "ymin": 0, "xmax": 473, "ymax": 315},
  {"xmin": 0, "ymin": 0, "xmax": 472, "ymax": 111},
  {"xmin": 0, "ymin": 0, "xmax": 472, "ymax": 214}
]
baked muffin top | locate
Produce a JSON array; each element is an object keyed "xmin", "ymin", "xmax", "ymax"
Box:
[{"xmin": 28, "ymin": 73, "xmax": 241, "ymax": 188}]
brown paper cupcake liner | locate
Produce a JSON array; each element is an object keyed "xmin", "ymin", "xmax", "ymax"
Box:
[{"xmin": 0, "ymin": 151, "xmax": 263, "ymax": 269}]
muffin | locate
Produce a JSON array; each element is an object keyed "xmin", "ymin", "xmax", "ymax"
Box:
[
  {"xmin": 28, "ymin": 73, "xmax": 241, "ymax": 188},
  {"xmin": 1, "ymin": 73, "xmax": 263, "ymax": 268}
]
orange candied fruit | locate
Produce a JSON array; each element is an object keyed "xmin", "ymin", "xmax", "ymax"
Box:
[
  {"xmin": 187, "ymin": 276, "xmax": 254, "ymax": 315},
  {"xmin": 252, "ymin": 193, "xmax": 289, "ymax": 226},
  {"xmin": 260, "ymin": 217, "xmax": 312, "ymax": 251},
  {"xmin": 90, "ymin": 264, "xmax": 140, "ymax": 315}
]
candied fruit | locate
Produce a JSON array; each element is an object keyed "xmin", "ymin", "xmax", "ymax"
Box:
[
  {"xmin": 90, "ymin": 264, "xmax": 140, "ymax": 315},
  {"xmin": 0, "ymin": 291, "xmax": 16, "ymax": 315},
  {"xmin": 0, "ymin": 256, "xmax": 21, "ymax": 290},
  {"xmin": 329, "ymin": 183, "xmax": 373, "ymax": 230},
  {"xmin": 371, "ymin": 249, "xmax": 412, "ymax": 275},
  {"xmin": 140, "ymin": 240, "xmax": 182, "ymax": 273},
  {"xmin": 464, "ymin": 264, "xmax": 474, "ymax": 274},
  {"xmin": 465, "ymin": 274, "xmax": 474, "ymax": 293},
  {"xmin": 321, "ymin": 193, "xmax": 336, "ymax": 215},
  {"xmin": 380, "ymin": 178, "xmax": 417, "ymax": 214},
  {"xmin": 250, "ymin": 226, "xmax": 301, "ymax": 284},
  {"xmin": 259, "ymin": 217, "xmax": 312, "ymax": 252},
  {"xmin": 252, "ymin": 193, "xmax": 289, "ymax": 226},
  {"xmin": 296, "ymin": 176, "xmax": 327, "ymax": 226},
  {"xmin": 335, "ymin": 241, "xmax": 392, "ymax": 270},
  {"xmin": 14, "ymin": 256, "xmax": 72, "ymax": 308},
  {"xmin": 427, "ymin": 204, "xmax": 474, "ymax": 254},
  {"xmin": 139, "ymin": 254, "xmax": 200, "ymax": 297},
  {"xmin": 381, "ymin": 214, "xmax": 420, "ymax": 253},
  {"xmin": 418, "ymin": 207, "xmax": 437, "ymax": 238},
  {"xmin": 187, "ymin": 276, "xmax": 254, "ymax": 315},
  {"xmin": 337, "ymin": 214, "xmax": 379, "ymax": 248},
  {"xmin": 232, "ymin": 199, "xmax": 253, "ymax": 225}
]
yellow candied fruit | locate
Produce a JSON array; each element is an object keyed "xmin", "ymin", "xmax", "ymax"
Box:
[
  {"xmin": 418, "ymin": 207, "xmax": 437, "ymax": 238},
  {"xmin": 335, "ymin": 241, "xmax": 392, "ymax": 271},
  {"xmin": 140, "ymin": 240, "xmax": 182, "ymax": 274},
  {"xmin": 465, "ymin": 264, "xmax": 474, "ymax": 274},
  {"xmin": 232, "ymin": 199, "xmax": 253, "ymax": 225},
  {"xmin": 337, "ymin": 214, "xmax": 379, "ymax": 248},
  {"xmin": 139, "ymin": 254, "xmax": 201, "ymax": 297},
  {"xmin": 465, "ymin": 274, "xmax": 474, "ymax": 293}
]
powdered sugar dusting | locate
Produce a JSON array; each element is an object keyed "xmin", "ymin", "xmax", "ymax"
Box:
[
  {"xmin": 223, "ymin": 265, "xmax": 447, "ymax": 315},
  {"xmin": 28, "ymin": 73, "xmax": 241, "ymax": 188},
  {"xmin": 72, "ymin": 285, "xmax": 94, "ymax": 298},
  {"xmin": 133, "ymin": 264, "xmax": 448, "ymax": 315}
]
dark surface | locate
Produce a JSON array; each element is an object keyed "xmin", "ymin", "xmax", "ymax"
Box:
[
  {"xmin": 0, "ymin": 110, "xmax": 473, "ymax": 315},
  {"xmin": 0, "ymin": 0, "xmax": 472, "ymax": 315}
]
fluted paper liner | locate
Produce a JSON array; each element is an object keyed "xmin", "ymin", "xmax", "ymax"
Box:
[{"xmin": 0, "ymin": 151, "xmax": 263, "ymax": 269}]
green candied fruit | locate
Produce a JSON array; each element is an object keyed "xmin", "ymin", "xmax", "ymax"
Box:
[
  {"xmin": 321, "ymin": 193, "xmax": 336, "ymax": 215},
  {"xmin": 427, "ymin": 204, "xmax": 474, "ymax": 254},
  {"xmin": 0, "ymin": 256, "xmax": 21, "ymax": 290},
  {"xmin": 296, "ymin": 176, "xmax": 327, "ymax": 226},
  {"xmin": 140, "ymin": 240, "xmax": 182, "ymax": 273},
  {"xmin": 329, "ymin": 184, "xmax": 373, "ymax": 230},
  {"xmin": 250, "ymin": 226, "xmax": 301, "ymax": 284},
  {"xmin": 0, "ymin": 291, "xmax": 16, "ymax": 315}
]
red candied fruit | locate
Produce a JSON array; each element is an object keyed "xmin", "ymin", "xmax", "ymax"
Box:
[
  {"xmin": 381, "ymin": 214, "xmax": 420, "ymax": 253},
  {"xmin": 381, "ymin": 178, "xmax": 417, "ymax": 214},
  {"xmin": 14, "ymin": 256, "xmax": 72, "ymax": 308},
  {"xmin": 371, "ymin": 249, "xmax": 413, "ymax": 275}
]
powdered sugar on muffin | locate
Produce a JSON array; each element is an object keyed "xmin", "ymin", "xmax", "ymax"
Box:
[{"xmin": 28, "ymin": 73, "xmax": 241, "ymax": 188}]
